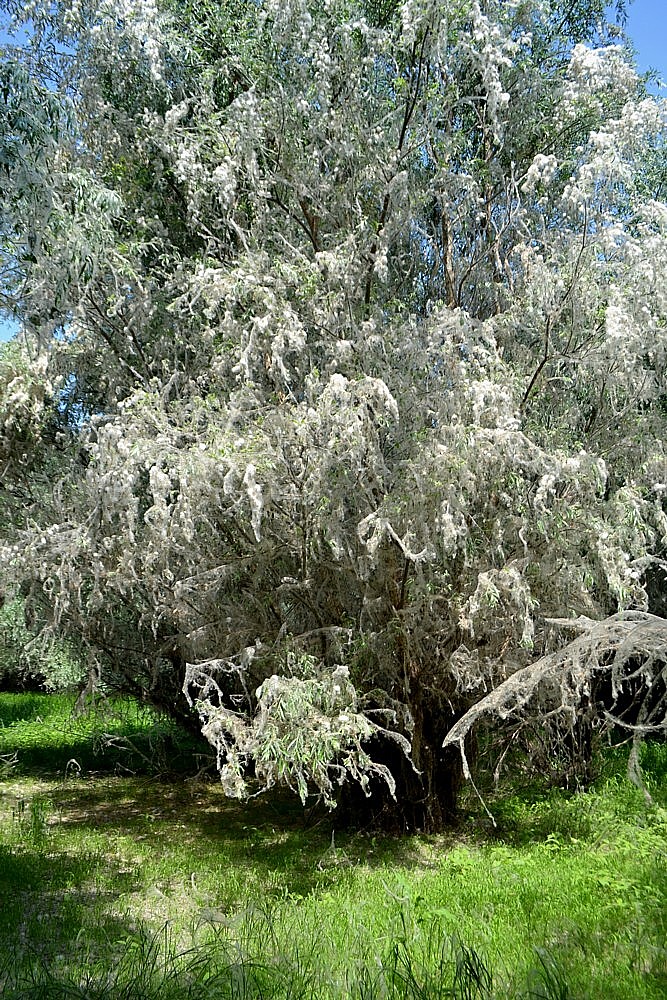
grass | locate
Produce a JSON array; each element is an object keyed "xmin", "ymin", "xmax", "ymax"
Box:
[
  {"xmin": 0, "ymin": 691, "xmax": 206, "ymax": 776},
  {"xmin": 0, "ymin": 692, "xmax": 665, "ymax": 998}
]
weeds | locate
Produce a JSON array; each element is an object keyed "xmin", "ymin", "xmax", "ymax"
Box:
[{"xmin": 12, "ymin": 795, "xmax": 51, "ymax": 850}]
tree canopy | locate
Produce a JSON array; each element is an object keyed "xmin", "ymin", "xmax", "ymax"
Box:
[{"xmin": 0, "ymin": 0, "xmax": 665, "ymax": 829}]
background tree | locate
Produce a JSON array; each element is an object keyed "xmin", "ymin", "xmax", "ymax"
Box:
[{"xmin": 0, "ymin": 0, "xmax": 665, "ymax": 830}]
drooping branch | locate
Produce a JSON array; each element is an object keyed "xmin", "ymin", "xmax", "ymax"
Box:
[{"xmin": 443, "ymin": 612, "xmax": 667, "ymax": 781}]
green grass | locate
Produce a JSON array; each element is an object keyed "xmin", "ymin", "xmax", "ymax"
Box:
[
  {"xmin": 0, "ymin": 692, "xmax": 206, "ymax": 776},
  {"xmin": 0, "ymin": 693, "xmax": 665, "ymax": 999}
]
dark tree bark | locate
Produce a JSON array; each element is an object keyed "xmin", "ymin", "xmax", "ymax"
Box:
[{"xmin": 340, "ymin": 667, "xmax": 468, "ymax": 833}]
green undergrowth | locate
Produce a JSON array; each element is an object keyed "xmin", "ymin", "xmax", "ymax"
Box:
[
  {"xmin": 0, "ymin": 691, "xmax": 206, "ymax": 776},
  {"xmin": 0, "ymin": 693, "xmax": 665, "ymax": 999}
]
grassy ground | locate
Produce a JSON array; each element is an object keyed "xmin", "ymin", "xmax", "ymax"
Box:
[
  {"xmin": 0, "ymin": 692, "xmax": 204, "ymax": 775},
  {"xmin": 0, "ymin": 692, "xmax": 665, "ymax": 999}
]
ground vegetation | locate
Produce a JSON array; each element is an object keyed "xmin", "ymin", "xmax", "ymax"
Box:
[{"xmin": 0, "ymin": 0, "xmax": 665, "ymax": 828}]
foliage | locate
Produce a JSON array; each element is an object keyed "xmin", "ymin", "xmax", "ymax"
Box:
[
  {"xmin": 186, "ymin": 657, "xmax": 412, "ymax": 805},
  {"xmin": 0, "ymin": 595, "xmax": 86, "ymax": 690},
  {"xmin": 0, "ymin": 55, "xmax": 65, "ymax": 316},
  {"xmin": 0, "ymin": 0, "xmax": 665, "ymax": 826}
]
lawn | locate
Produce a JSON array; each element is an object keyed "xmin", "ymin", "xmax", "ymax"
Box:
[{"xmin": 0, "ymin": 692, "xmax": 665, "ymax": 998}]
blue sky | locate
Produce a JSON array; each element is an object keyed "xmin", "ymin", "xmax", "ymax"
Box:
[
  {"xmin": 621, "ymin": 0, "xmax": 667, "ymax": 82},
  {"xmin": 1, "ymin": 0, "xmax": 665, "ymax": 344}
]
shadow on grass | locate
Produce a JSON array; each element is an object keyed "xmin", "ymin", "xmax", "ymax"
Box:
[
  {"xmin": 0, "ymin": 693, "xmax": 75, "ymax": 726},
  {"xmin": 48, "ymin": 779, "xmax": 341, "ymax": 897},
  {"xmin": 44, "ymin": 774, "xmax": 458, "ymax": 906},
  {"xmin": 0, "ymin": 842, "xmax": 143, "ymax": 967}
]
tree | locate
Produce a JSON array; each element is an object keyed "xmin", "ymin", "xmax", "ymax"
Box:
[{"xmin": 0, "ymin": 0, "xmax": 665, "ymax": 829}]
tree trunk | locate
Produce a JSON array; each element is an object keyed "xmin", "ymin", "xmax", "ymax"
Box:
[{"xmin": 340, "ymin": 673, "xmax": 466, "ymax": 833}]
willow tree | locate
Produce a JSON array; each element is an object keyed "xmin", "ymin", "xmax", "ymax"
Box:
[{"xmin": 1, "ymin": 0, "xmax": 665, "ymax": 829}]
